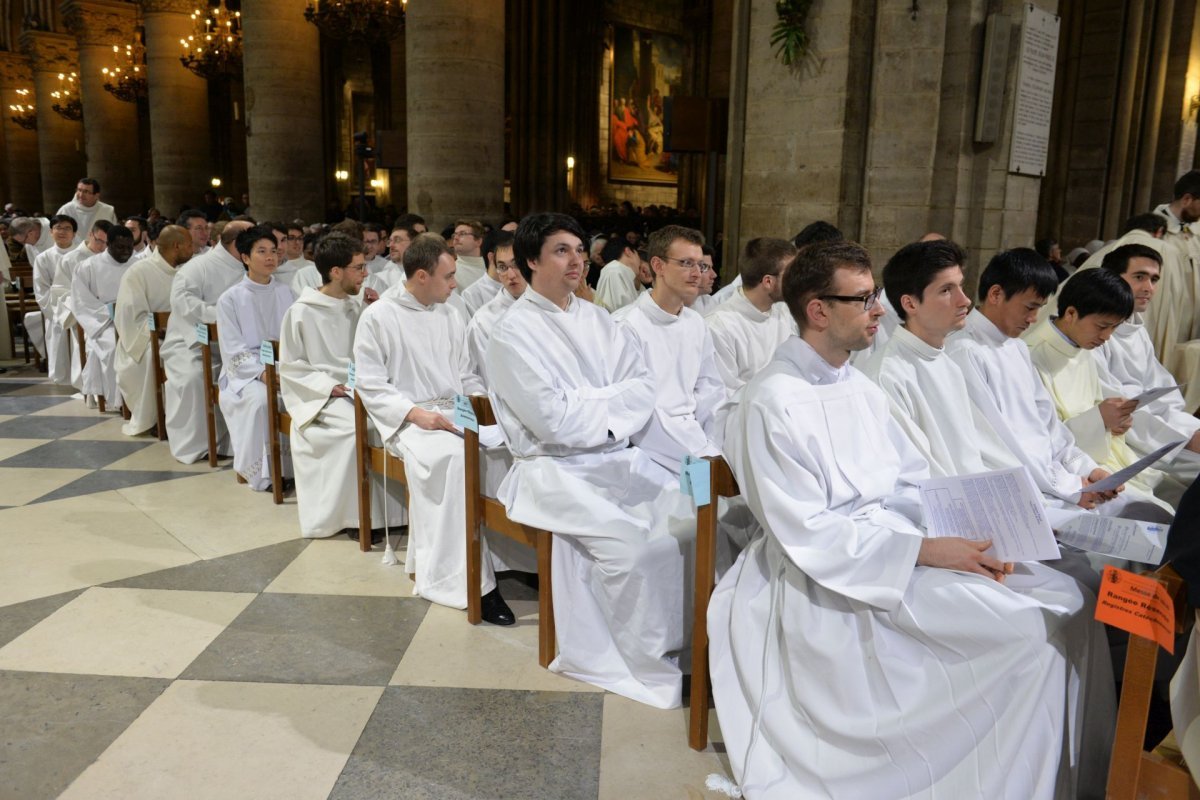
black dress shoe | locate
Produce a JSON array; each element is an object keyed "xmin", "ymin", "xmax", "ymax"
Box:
[
  {"xmin": 343, "ymin": 528, "xmax": 385, "ymax": 545},
  {"xmin": 480, "ymin": 587, "xmax": 516, "ymax": 626}
]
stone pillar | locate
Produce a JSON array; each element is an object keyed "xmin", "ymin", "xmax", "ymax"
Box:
[
  {"xmin": 0, "ymin": 52, "xmax": 43, "ymax": 213},
  {"xmin": 143, "ymin": 0, "xmax": 212, "ymax": 217},
  {"xmin": 62, "ymin": 0, "xmax": 143, "ymax": 216},
  {"xmin": 241, "ymin": 0, "xmax": 323, "ymax": 222},
  {"xmin": 19, "ymin": 31, "xmax": 86, "ymax": 215},
  {"xmin": 407, "ymin": 0, "xmax": 504, "ymax": 228}
]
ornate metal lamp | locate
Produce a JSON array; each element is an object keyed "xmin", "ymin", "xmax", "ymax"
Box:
[
  {"xmin": 50, "ymin": 72, "xmax": 82, "ymax": 121},
  {"xmin": 101, "ymin": 31, "xmax": 148, "ymax": 103},
  {"xmin": 8, "ymin": 89, "xmax": 36, "ymax": 130},
  {"xmin": 304, "ymin": 0, "xmax": 406, "ymax": 43},
  {"xmin": 179, "ymin": 1, "xmax": 243, "ymax": 79}
]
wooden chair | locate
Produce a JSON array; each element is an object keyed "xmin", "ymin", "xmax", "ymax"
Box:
[
  {"xmin": 463, "ymin": 394, "xmax": 556, "ymax": 668},
  {"xmin": 1107, "ymin": 564, "xmax": 1200, "ymax": 799},
  {"xmin": 149, "ymin": 311, "xmax": 170, "ymax": 440},
  {"xmin": 689, "ymin": 455, "xmax": 741, "ymax": 751},
  {"xmin": 353, "ymin": 391, "xmax": 407, "ymax": 552},
  {"xmin": 199, "ymin": 321, "xmax": 241, "ymax": 481},
  {"xmin": 261, "ymin": 340, "xmax": 291, "ymax": 505},
  {"xmin": 4, "ymin": 266, "xmax": 40, "ymax": 368},
  {"xmin": 73, "ymin": 324, "xmax": 107, "ymax": 413}
]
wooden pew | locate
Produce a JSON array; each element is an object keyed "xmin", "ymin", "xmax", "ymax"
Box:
[
  {"xmin": 149, "ymin": 311, "xmax": 169, "ymax": 440},
  {"xmin": 352, "ymin": 391, "xmax": 407, "ymax": 552},
  {"xmin": 1107, "ymin": 564, "xmax": 1200, "ymax": 799},
  {"xmin": 689, "ymin": 455, "xmax": 740, "ymax": 751},
  {"xmin": 462, "ymin": 394, "xmax": 556, "ymax": 668},
  {"xmin": 261, "ymin": 340, "xmax": 291, "ymax": 505}
]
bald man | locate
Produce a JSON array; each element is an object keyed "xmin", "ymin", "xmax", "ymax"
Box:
[{"xmin": 116, "ymin": 225, "xmax": 195, "ymax": 436}]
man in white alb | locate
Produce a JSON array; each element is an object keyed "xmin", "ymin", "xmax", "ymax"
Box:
[
  {"xmin": 450, "ymin": 219, "xmax": 487, "ymax": 292},
  {"xmin": 56, "ymin": 178, "xmax": 117, "ymax": 245},
  {"xmin": 709, "ymin": 238, "xmax": 1113, "ymax": 800},
  {"xmin": 216, "ymin": 224, "xmax": 296, "ymax": 491},
  {"xmin": 354, "ymin": 233, "xmax": 515, "ymax": 624},
  {"xmin": 278, "ymin": 222, "xmax": 316, "ymax": 292},
  {"xmin": 362, "ymin": 223, "xmax": 390, "ymax": 275},
  {"xmin": 593, "ymin": 236, "xmax": 644, "ymax": 312},
  {"xmin": 10, "ymin": 216, "xmax": 53, "ymax": 266},
  {"xmin": 460, "ymin": 230, "xmax": 506, "ymax": 317},
  {"xmin": 32, "ymin": 215, "xmax": 78, "ymax": 385},
  {"xmin": 178, "ymin": 209, "xmax": 212, "ymax": 258},
  {"xmin": 73, "ymin": 226, "xmax": 137, "ymax": 410},
  {"xmin": 114, "ymin": 225, "xmax": 194, "ymax": 435},
  {"xmin": 466, "ymin": 230, "xmax": 523, "ymax": 385},
  {"xmin": 486, "ymin": 212, "xmax": 697, "ymax": 707},
  {"xmin": 364, "ymin": 223, "xmax": 417, "ymax": 296}
]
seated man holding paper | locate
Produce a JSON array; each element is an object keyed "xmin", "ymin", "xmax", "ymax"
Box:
[
  {"xmin": 486, "ymin": 212, "xmax": 698, "ymax": 708},
  {"xmin": 1025, "ymin": 267, "xmax": 1175, "ymax": 520},
  {"xmin": 709, "ymin": 239, "xmax": 1114, "ymax": 800},
  {"xmin": 1094, "ymin": 244, "xmax": 1199, "ymax": 504},
  {"xmin": 353, "ymin": 233, "xmax": 514, "ymax": 624}
]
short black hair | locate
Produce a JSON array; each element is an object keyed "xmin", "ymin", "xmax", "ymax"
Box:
[
  {"xmin": 106, "ymin": 225, "xmax": 133, "ymax": 244},
  {"xmin": 600, "ymin": 236, "xmax": 634, "ymax": 264},
  {"xmin": 49, "ymin": 213, "xmax": 77, "ymax": 232},
  {"xmin": 1056, "ymin": 267, "xmax": 1133, "ymax": 320},
  {"xmin": 125, "ymin": 216, "xmax": 148, "ymax": 235},
  {"xmin": 92, "ymin": 219, "xmax": 114, "ymax": 236},
  {"xmin": 1122, "ymin": 213, "xmax": 1167, "ymax": 236},
  {"xmin": 1100, "ymin": 243, "xmax": 1162, "ymax": 276},
  {"xmin": 234, "ymin": 224, "xmax": 279, "ymax": 264},
  {"xmin": 314, "ymin": 232, "xmax": 367, "ymax": 284},
  {"xmin": 483, "ymin": 229, "xmax": 515, "ymax": 262},
  {"xmin": 882, "ymin": 239, "xmax": 967, "ymax": 322},
  {"xmin": 740, "ymin": 237, "xmax": 797, "ymax": 288},
  {"xmin": 1034, "ymin": 237, "xmax": 1057, "ymax": 259},
  {"xmin": 783, "ymin": 240, "xmax": 873, "ymax": 333},
  {"xmin": 177, "ymin": 209, "xmax": 207, "ymax": 227},
  {"xmin": 513, "ymin": 213, "xmax": 586, "ymax": 282},
  {"xmin": 977, "ymin": 248, "xmax": 1059, "ymax": 302},
  {"xmin": 1175, "ymin": 170, "xmax": 1200, "ymax": 200},
  {"xmin": 78, "ymin": 177, "xmax": 100, "ymax": 193},
  {"xmin": 792, "ymin": 221, "xmax": 843, "ymax": 249}
]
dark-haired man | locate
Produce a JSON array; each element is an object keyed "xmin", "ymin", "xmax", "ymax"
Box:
[
  {"xmin": 354, "ymin": 233, "xmax": 512, "ymax": 624},
  {"xmin": 115, "ymin": 225, "xmax": 193, "ymax": 435},
  {"xmin": 57, "ymin": 178, "xmax": 116, "ymax": 245},
  {"xmin": 1025, "ymin": 268, "xmax": 1173, "ymax": 518},
  {"xmin": 177, "ymin": 209, "xmax": 211, "ymax": 257},
  {"xmin": 278, "ymin": 222, "xmax": 316, "ymax": 292},
  {"xmin": 216, "ymin": 225, "xmax": 296, "ymax": 491},
  {"xmin": 704, "ymin": 237, "xmax": 797, "ymax": 393},
  {"xmin": 34, "ymin": 214, "xmax": 79, "ymax": 385},
  {"xmin": 280, "ymin": 232, "xmax": 398, "ymax": 538},
  {"xmin": 486, "ymin": 212, "xmax": 696, "ymax": 706},
  {"xmin": 451, "ymin": 219, "xmax": 486, "ymax": 291},
  {"xmin": 73, "ymin": 226, "xmax": 136, "ymax": 410},
  {"xmin": 460, "ymin": 230, "xmax": 508, "ymax": 317},
  {"xmin": 362, "ymin": 222, "xmax": 390, "ymax": 275},
  {"xmin": 709, "ymin": 238, "xmax": 1111, "ymax": 800},
  {"xmin": 466, "ymin": 232, "xmax": 525, "ymax": 385},
  {"xmin": 593, "ymin": 235, "xmax": 644, "ymax": 311}
]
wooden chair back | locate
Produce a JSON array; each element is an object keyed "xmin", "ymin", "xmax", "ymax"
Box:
[
  {"xmin": 149, "ymin": 311, "xmax": 170, "ymax": 440},
  {"xmin": 72, "ymin": 323, "xmax": 107, "ymax": 413},
  {"xmin": 352, "ymin": 391, "xmax": 408, "ymax": 552},
  {"xmin": 199, "ymin": 322, "xmax": 223, "ymax": 470},
  {"xmin": 261, "ymin": 340, "xmax": 291, "ymax": 504},
  {"xmin": 4, "ymin": 271, "xmax": 38, "ymax": 366},
  {"xmin": 1108, "ymin": 564, "xmax": 1200, "ymax": 799},
  {"xmin": 689, "ymin": 455, "xmax": 740, "ymax": 751}
]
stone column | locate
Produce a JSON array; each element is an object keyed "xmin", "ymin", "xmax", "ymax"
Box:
[
  {"xmin": 143, "ymin": 0, "xmax": 212, "ymax": 216},
  {"xmin": 0, "ymin": 52, "xmax": 43, "ymax": 213},
  {"xmin": 19, "ymin": 31, "xmax": 86, "ymax": 215},
  {"xmin": 407, "ymin": 0, "xmax": 504, "ymax": 228},
  {"xmin": 241, "ymin": 0, "xmax": 323, "ymax": 222},
  {"xmin": 62, "ymin": 0, "xmax": 143, "ymax": 216}
]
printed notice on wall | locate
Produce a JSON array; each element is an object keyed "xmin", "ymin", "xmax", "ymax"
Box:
[{"xmin": 1008, "ymin": 4, "xmax": 1060, "ymax": 176}]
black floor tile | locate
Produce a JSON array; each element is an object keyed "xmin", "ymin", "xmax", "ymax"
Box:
[
  {"xmin": 0, "ymin": 589, "xmax": 85, "ymax": 649},
  {"xmin": 0, "ymin": 416, "xmax": 106, "ymax": 440},
  {"xmin": 104, "ymin": 540, "xmax": 310, "ymax": 594},
  {"xmin": 31, "ymin": 469, "xmax": 200, "ymax": 504},
  {"xmin": 0, "ymin": 440, "xmax": 154, "ymax": 469}
]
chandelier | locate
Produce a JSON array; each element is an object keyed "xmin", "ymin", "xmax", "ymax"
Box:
[
  {"xmin": 304, "ymin": 0, "xmax": 407, "ymax": 43},
  {"xmin": 8, "ymin": 89, "xmax": 36, "ymax": 130},
  {"xmin": 179, "ymin": 1, "xmax": 242, "ymax": 79},
  {"xmin": 51, "ymin": 72, "xmax": 82, "ymax": 121},
  {"xmin": 101, "ymin": 33, "xmax": 148, "ymax": 103}
]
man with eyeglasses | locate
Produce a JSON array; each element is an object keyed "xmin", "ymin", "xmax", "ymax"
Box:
[
  {"xmin": 364, "ymin": 224, "xmax": 419, "ymax": 297},
  {"xmin": 34, "ymin": 215, "xmax": 80, "ymax": 385},
  {"xmin": 159, "ymin": 220, "xmax": 252, "ymax": 463},
  {"xmin": 704, "ymin": 237, "xmax": 797, "ymax": 393},
  {"xmin": 278, "ymin": 222, "xmax": 317, "ymax": 293},
  {"xmin": 460, "ymin": 230, "xmax": 507, "ymax": 317},
  {"xmin": 451, "ymin": 219, "xmax": 486, "ymax": 292},
  {"xmin": 280, "ymin": 232, "xmax": 401, "ymax": 538},
  {"xmin": 56, "ymin": 178, "xmax": 117, "ymax": 245},
  {"xmin": 466, "ymin": 230, "xmax": 525, "ymax": 385},
  {"xmin": 177, "ymin": 209, "xmax": 212, "ymax": 258},
  {"xmin": 688, "ymin": 244, "xmax": 719, "ymax": 314},
  {"xmin": 708, "ymin": 238, "xmax": 1110, "ymax": 800},
  {"xmin": 612, "ymin": 224, "xmax": 726, "ymax": 473},
  {"xmin": 362, "ymin": 223, "xmax": 390, "ymax": 275},
  {"xmin": 51, "ymin": 220, "xmax": 113, "ymax": 391}
]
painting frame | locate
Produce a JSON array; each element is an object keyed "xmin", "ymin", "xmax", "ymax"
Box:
[{"xmin": 607, "ymin": 24, "xmax": 685, "ymax": 187}]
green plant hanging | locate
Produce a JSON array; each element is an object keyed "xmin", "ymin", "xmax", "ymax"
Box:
[{"xmin": 771, "ymin": 0, "xmax": 814, "ymax": 67}]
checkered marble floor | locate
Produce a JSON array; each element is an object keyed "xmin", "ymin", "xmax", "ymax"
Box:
[{"xmin": 0, "ymin": 366, "xmax": 729, "ymax": 799}]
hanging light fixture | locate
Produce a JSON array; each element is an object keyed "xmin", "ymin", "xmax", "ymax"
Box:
[
  {"xmin": 179, "ymin": 1, "xmax": 243, "ymax": 79},
  {"xmin": 101, "ymin": 29, "xmax": 148, "ymax": 103},
  {"xmin": 304, "ymin": 0, "xmax": 406, "ymax": 43},
  {"xmin": 51, "ymin": 72, "xmax": 82, "ymax": 121},
  {"xmin": 8, "ymin": 89, "xmax": 36, "ymax": 130}
]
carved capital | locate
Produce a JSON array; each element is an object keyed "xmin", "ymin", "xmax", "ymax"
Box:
[
  {"xmin": 0, "ymin": 52, "xmax": 34, "ymax": 88},
  {"xmin": 19, "ymin": 30, "xmax": 80, "ymax": 73},
  {"xmin": 141, "ymin": 0, "xmax": 198, "ymax": 13},
  {"xmin": 62, "ymin": 0, "xmax": 139, "ymax": 47}
]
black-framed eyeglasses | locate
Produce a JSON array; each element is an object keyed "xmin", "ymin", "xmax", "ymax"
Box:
[
  {"xmin": 818, "ymin": 287, "xmax": 883, "ymax": 312},
  {"xmin": 663, "ymin": 256, "xmax": 711, "ymax": 273}
]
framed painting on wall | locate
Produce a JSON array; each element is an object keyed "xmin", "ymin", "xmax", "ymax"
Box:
[{"xmin": 608, "ymin": 24, "xmax": 684, "ymax": 186}]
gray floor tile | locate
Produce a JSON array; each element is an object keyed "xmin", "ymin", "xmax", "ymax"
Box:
[
  {"xmin": 0, "ymin": 670, "xmax": 171, "ymax": 800},
  {"xmin": 0, "ymin": 416, "xmax": 105, "ymax": 440},
  {"xmin": 0, "ymin": 589, "xmax": 85, "ymax": 649},
  {"xmin": 180, "ymin": 593, "xmax": 427, "ymax": 686},
  {"xmin": 330, "ymin": 686, "xmax": 603, "ymax": 800},
  {"xmin": 0, "ymin": 380, "xmax": 45, "ymax": 395},
  {"xmin": 31, "ymin": 470, "xmax": 201, "ymax": 504},
  {"xmin": 0, "ymin": 395, "xmax": 75, "ymax": 414},
  {"xmin": 0, "ymin": 440, "xmax": 154, "ymax": 469},
  {"xmin": 104, "ymin": 539, "xmax": 310, "ymax": 593}
]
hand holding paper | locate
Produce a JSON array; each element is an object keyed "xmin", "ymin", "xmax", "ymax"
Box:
[{"xmin": 1078, "ymin": 439, "xmax": 1185, "ymax": 495}]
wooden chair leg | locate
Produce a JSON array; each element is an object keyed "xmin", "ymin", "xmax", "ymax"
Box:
[
  {"xmin": 465, "ymin": 429, "xmax": 483, "ymax": 626},
  {"xmin": 354, "ymin": 395, "xmax": 373, "ymax": 552},
  {"xmin": 265, "ymin": 367, "xmax": 284, "ymax": 505},
  {"xmin": 537, "ymin": 530, "xmax": 555, "ymax": 669},
  {"xmin": 97, "ymin": 394, "xmax": 106, "ymax": 414},
  {"xmin": 689, "ymin": 497, "xmax": 719, "ymax": 751}
]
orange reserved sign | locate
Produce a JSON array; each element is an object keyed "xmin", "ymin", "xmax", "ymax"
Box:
[{"xmin": 1094, "ymin": 566, "xmax": 1175, "ymax": 654}]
